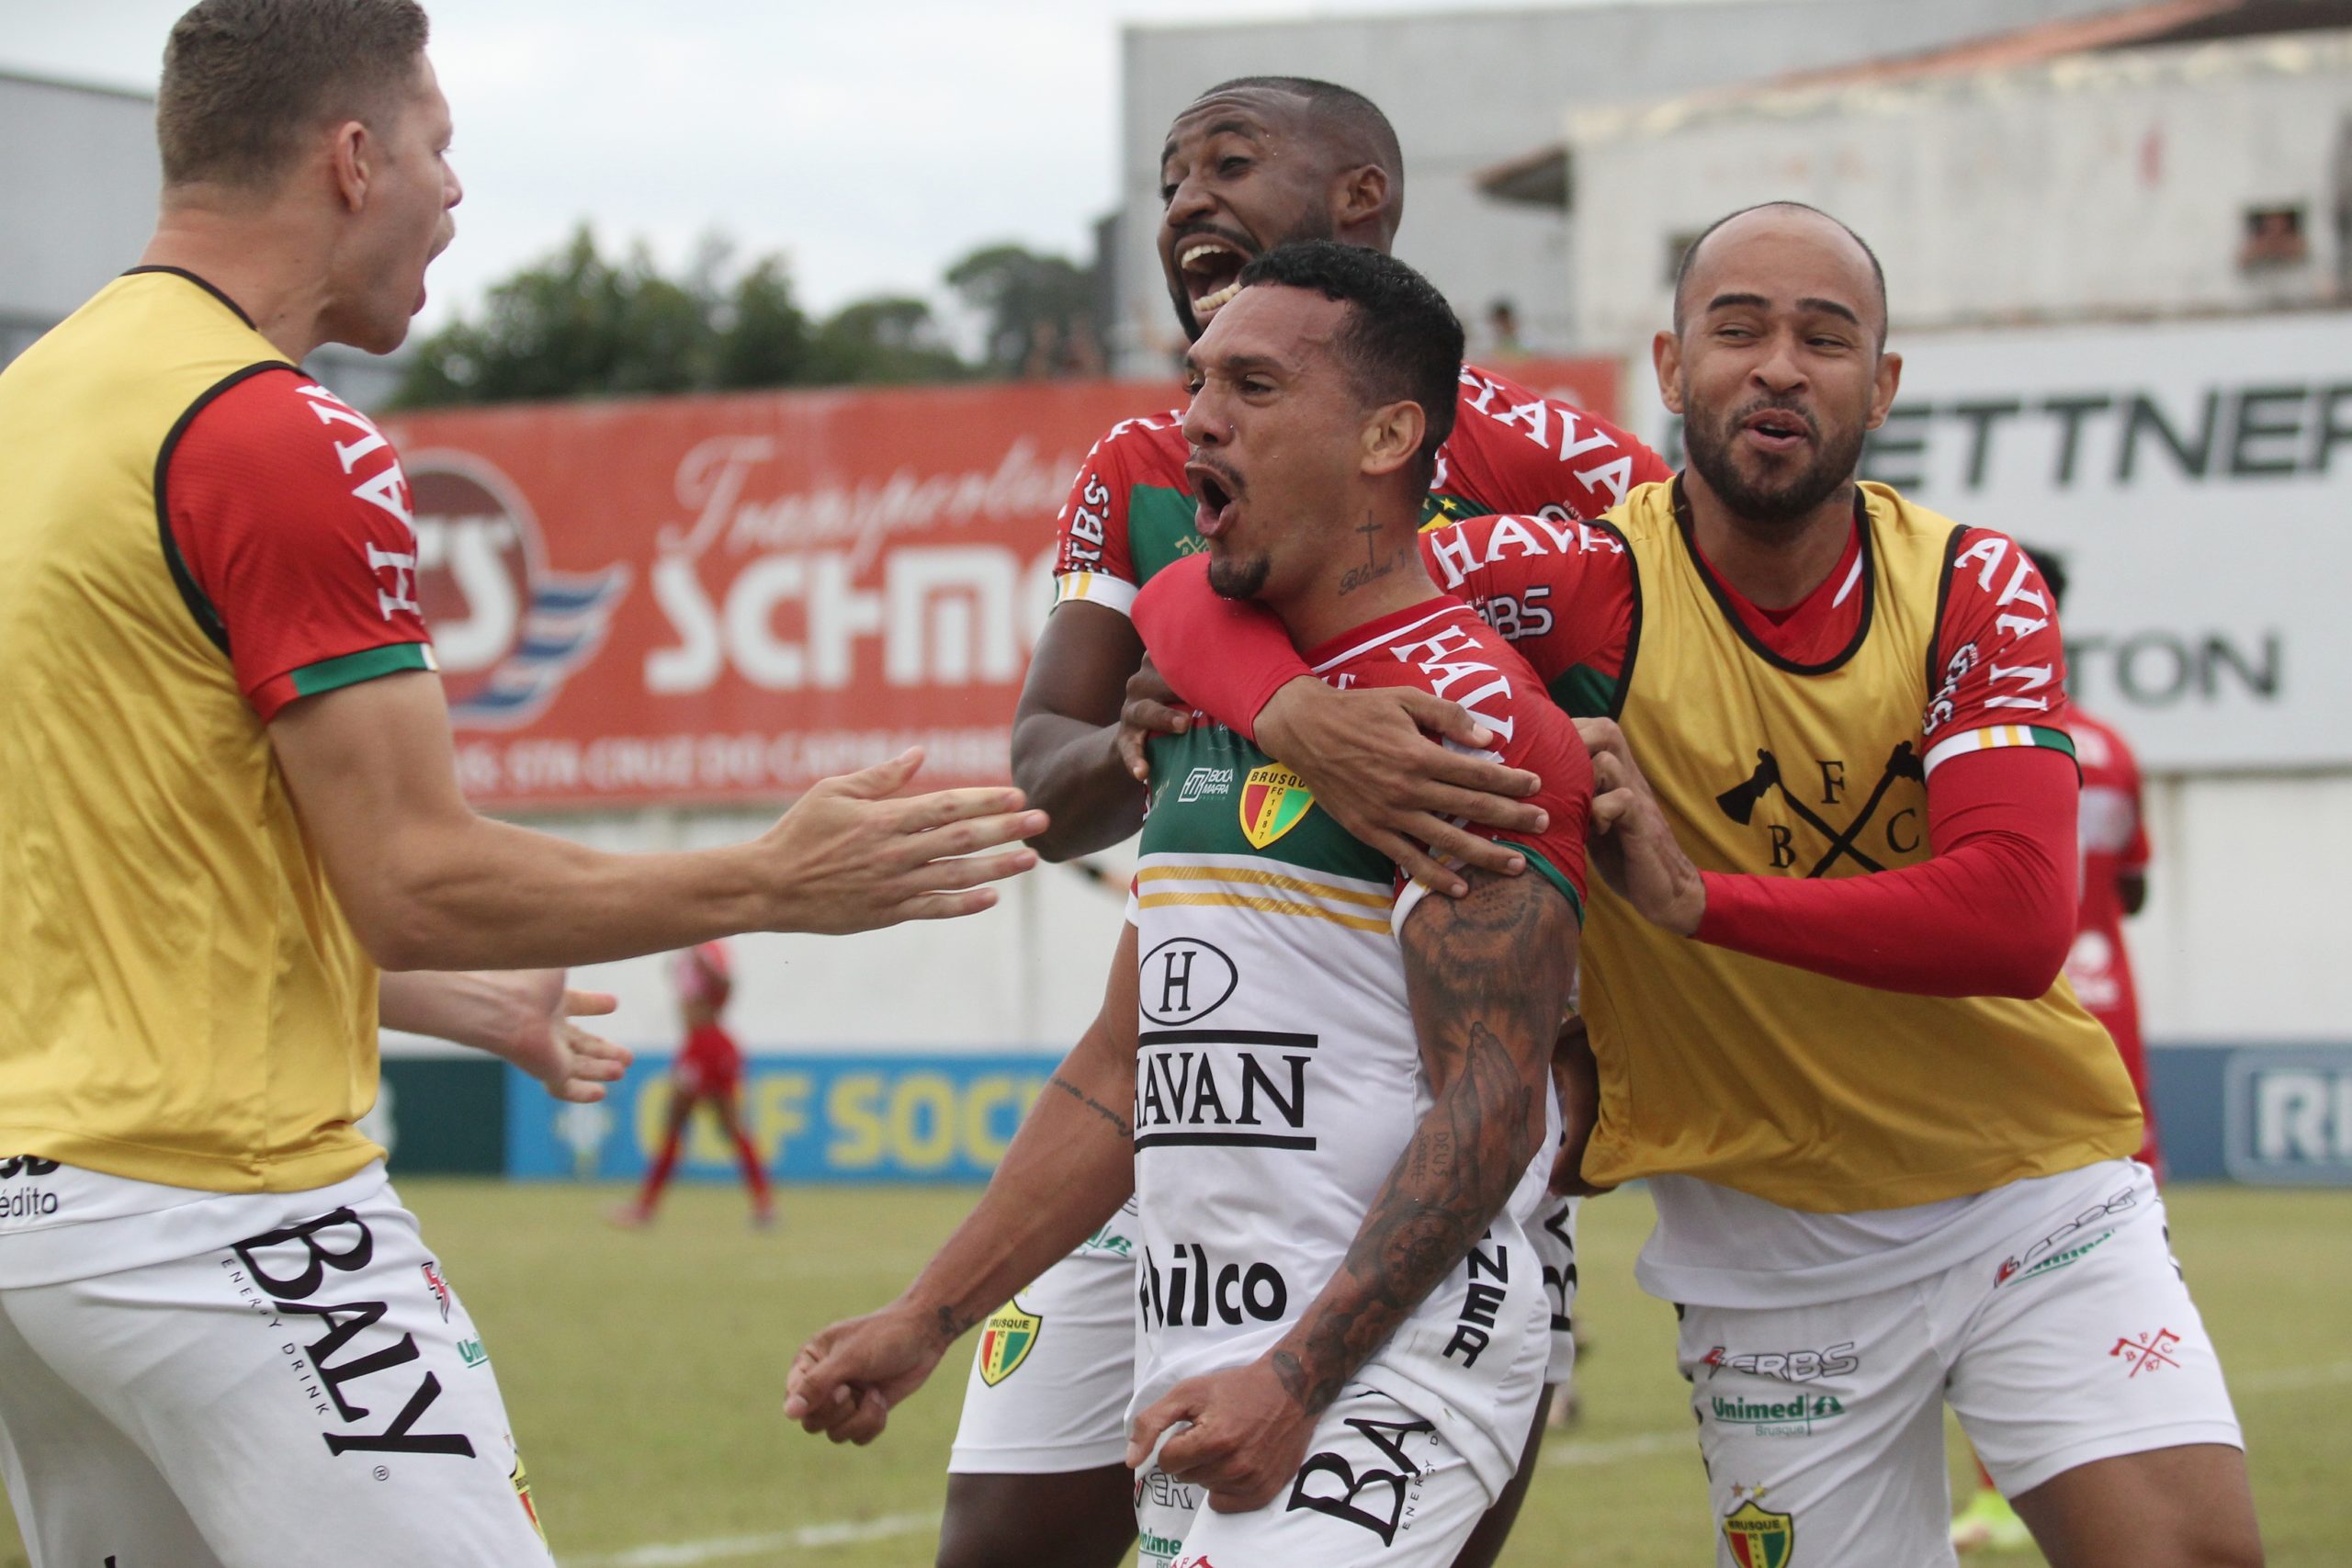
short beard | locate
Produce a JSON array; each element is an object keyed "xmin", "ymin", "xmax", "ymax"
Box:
[
  {"xmin": 1208, "ymin": 553, "xmax": 1272, "ymax": 600},
  {"xmin": 1684, "ymin": 400, "xmax": 1865, "ymax": 527}
]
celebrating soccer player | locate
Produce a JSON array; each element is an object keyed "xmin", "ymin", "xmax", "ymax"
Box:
[
  {"xmin": 1138, "ymin": 204, "xmax": 2264, "ymax": 1567},
  {"xmin": 0, "ymin": 3, "xmax": 1042, "ymax": 1561},
  {"xmin": 967, "ymin": 75, "xmax": 1665, "ymax": 1568},
  {"xmin": 788, "ymin": 243, "xmax": 1597, "ymax": 1568}
]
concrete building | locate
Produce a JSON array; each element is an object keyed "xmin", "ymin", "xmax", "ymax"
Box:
[
  {"xmin": 0, "ymin": 69, "xmax": 407, "ymax": 406},
  {"xmin": 1110, "ymin": 0, "xmax": 2135, "ymax": 375}
]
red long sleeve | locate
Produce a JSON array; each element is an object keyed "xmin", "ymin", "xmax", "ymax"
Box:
[
  {"xmin": 1131, "ymin": 553, "xmax": 1306, "ymax": 741},
  {"xmin": 1695, "ymin": 745, "xmax": 2079, "ymax": 998}
]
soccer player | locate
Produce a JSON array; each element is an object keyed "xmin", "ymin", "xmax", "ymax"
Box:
[
  {"xmin": 1136, "ymin": 204, "xmax": 2264, "ymax": 1567},
  {"xmin": 0, "ymin": 3, "xmax": 1040, "ymax": 1562},
  {"xmin": 787, "ymin": 241, "xmax": 1593, "ymax": 1568},
  {"xmin": 972, "ymin": 74, "xmax": 1666, "ymax": 1568},
  {"xmin": 614, "ymin": 942, "xmax": 776, "ymax": 1229}
]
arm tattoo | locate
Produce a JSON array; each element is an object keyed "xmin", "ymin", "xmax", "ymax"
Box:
[
  {"xmin": 1271, "ymin": 868, "xmax": 1577, "ymax": 1415},
  {"xmin": 1048, "ymin": 1073, "xmax": 1133, "ymax": 1138}
]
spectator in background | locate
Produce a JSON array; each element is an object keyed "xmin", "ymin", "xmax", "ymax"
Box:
[
  {"xmin": 615, "ymin": 942, "xmax": 775, "ymax": 1229},
  {"xmin": 1486, "ymin": 297, "xmax": 1524, "ymax": 357}
]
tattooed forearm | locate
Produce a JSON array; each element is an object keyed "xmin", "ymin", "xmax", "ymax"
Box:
[
  {"xmin": 1267, "ymin": 867, "xmax": 1578, "ymax": 1415},
  {"xmin": 1048, "ymin": 1074, "xmax": 1133, "ymax": 1138}
]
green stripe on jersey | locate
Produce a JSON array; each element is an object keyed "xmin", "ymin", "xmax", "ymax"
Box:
[
  {"xmin": 1144, "ymin": 725, "xmax": 1390, "ymax": 883},
  {"xmin": 288, "ymin": 642, "xmax": 435, "ymax": 697},
  {"xmin": 1549, "ymin": 663, "xmax": 1620, "ymax": 721}
]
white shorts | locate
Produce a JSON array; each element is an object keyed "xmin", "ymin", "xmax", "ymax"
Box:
[
  {"xmin": 947, "ymin": 1199, "xmax": 1580, "ymax": 1475},
  {"xmin": 1677, "ymin": 1166, "xmax": 2240, "ymax": 1568},
  {"xmin": 1136, "ymin": 1383, "xmax": 1494, "ymax": 1568},
  {"xmin": 0, "ymin": 1179, "xmax": 552, "ymax": 1567}
]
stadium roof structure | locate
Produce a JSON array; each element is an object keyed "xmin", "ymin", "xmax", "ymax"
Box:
[{"xmin": 1477, "ymin": 0, "xmax": 2352, "ymax": 209}]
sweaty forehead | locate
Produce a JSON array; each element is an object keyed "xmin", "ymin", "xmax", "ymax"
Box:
[
  {"xmin": 1685, "ymin": 209, "xmax": 1883, "ymax": 330},
  {"xmin": 1163, "ymin": 88, "xmax": 1310, "ymax": 160}
]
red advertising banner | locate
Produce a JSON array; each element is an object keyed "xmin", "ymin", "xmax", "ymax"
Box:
[{"xmin": 384, "ymin": 357, "xmax": 1623, "ymax": 811}]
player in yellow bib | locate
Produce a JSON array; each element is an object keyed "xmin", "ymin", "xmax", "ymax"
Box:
[
  {"xmin": 0, "ymin": 4, "xmax": 1042, "ymax": 1562},
  {"xmin": 1132, "ymin": 206, "xmax": 2265, "ymax": 1568}
]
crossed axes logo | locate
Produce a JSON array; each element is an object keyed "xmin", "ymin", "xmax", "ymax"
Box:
[{"xmin": 1714, "ymin": 743, "xmax": 1922, "ymax": 876}]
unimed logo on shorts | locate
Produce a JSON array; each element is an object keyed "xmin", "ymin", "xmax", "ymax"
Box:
[{"xmin": 2224, "ymin": 1051, "xmax": 2352, "ymax": 1184}]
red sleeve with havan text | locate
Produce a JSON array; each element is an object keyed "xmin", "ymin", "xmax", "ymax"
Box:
[
  {"xmin": 165, "ymin": 369, "xmax": 433, "ymax": 721},
  {"xmin": 1132, "ymin": 553, "xmax": 1306, "ymax": 740},
  {"xmin": 1695, "ymin": 744, "xmax": 2078, "ymax": 998}
]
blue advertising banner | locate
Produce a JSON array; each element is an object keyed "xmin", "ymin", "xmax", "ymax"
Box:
[
  {"xmin": 504, "ymin": 1053, "xmax": 1057, "ymax": 1183},
  {"xmin": 2146, "ymin": 1045, "xmax": 2352, "ymax": 1185}
]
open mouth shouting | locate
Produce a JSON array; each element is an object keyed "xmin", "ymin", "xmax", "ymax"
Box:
[
  {"xmin": 1739, "ymin": 402, "xmax": 1816, "ymax": 457},
  {"xmin": 1186, "ymin": 457, "xmax": 1244, "ymax": 538},
  {"xmin": 1177, "ymin": 234, "xmax": 1254, "ymax": 323}
]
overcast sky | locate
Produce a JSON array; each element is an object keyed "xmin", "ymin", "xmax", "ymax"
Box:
[{"xmin": 5, "ymin": 0, "xmax": 1684, "ymax": 329}]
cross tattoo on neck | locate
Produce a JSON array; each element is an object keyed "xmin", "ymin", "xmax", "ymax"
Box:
[{"xmin": 1355, "ymin": 517, "xmax": 1383, "ymax": 568}]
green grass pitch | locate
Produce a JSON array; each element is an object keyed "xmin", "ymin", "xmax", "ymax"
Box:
[{"xmin": 6, "ymin": 1181, "xmax": 2344, "ymax": 1565}]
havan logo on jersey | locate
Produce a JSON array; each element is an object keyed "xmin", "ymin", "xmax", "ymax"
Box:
[
  {"xmin": 407, "ymin": 451, "xmax": 629, "ymax": 729},
  {"xmin": 1140, "ymin": 937, "xmax": 1239, "ymax": 1026},
  {"xmin": 1134, "ymin": 1030, "xmax": 1317, "ymax": 1152}
]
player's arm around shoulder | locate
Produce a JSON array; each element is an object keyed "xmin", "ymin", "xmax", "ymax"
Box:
[{"xmin": 1012, "ymin": 422, "xmax": 1177, "ymax": 859}]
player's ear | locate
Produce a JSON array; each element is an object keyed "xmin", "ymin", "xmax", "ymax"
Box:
[
  {"xmin": 328, "ymin": 119, "xmax": 371, "ymax": 212},
  {"xmin": 1331, "ymin": 164, "xmax": 1391, "ymax": 239},
  {"xmin": 1865, "ymin": 349, "xmax": 1903, "ymax": 432},
  {"xmin": 1652, "ymin": 330, "xmax": 1685, "ymax": 417},
  {"xmin": 1361, "ymin": 399, "xmax": 1424, "ymax": 479}
]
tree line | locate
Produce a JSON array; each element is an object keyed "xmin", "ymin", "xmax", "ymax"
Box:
[{"xmin": 394, "ymin": 227, "xmax": 1102, "ymax": 408}]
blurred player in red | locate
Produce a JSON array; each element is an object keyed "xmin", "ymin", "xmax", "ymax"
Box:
[
  {"xmin": 615, "ymin": 942, "xmax": 775, "ymax": 1228},
  {"xmin": 2032, "ymin": 548, "xmax": 2161, "ymax": 1176},
  {"xmin": 1953, "ymin": 546, "xmax": 2164, "ymax": 1553}
]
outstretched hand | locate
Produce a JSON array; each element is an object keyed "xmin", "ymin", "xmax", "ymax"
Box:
[
  {"xmin": 483, "ymin": 970, "xmax": 631, "ymax": 1104},
  {"xmin": 784, "ymin": 1302, "xmax": 955, "ymax": 1446},
  {"xmin": 1577, "ymin": 717, "xmax": 1706, "ymax": 935},
  {"xmin": 760, "ymin": 748, "xmax": 1046, "ymax": 933},
  {"xmin": 1257, "ymin": 678, "xmax": 1547, "ymax": 897}
]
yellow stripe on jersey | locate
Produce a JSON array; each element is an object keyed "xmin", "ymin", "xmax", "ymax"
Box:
[
  {"xmin": 1922, "ymin": 722, "xmax": 2076, "ymax": 776},
  {"xmin": 1135, "ymin": 891, "xmax": 1393, "ymax": 934},
  {"xmin": 1136, "ymin": 863, "xmax": 1393, "ymax": 909},
  {"xmin": 1053, "ymin": 570, "xmax": 1139, "ymax": 616}
]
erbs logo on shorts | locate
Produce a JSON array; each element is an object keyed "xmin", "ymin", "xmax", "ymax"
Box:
[
  {"xmin": 1140, "ymin": 937, "xmax": 1238, "ymax": 1025},
  {"xmin": 1702, "ymin": 1342, "xmax": 1860, "ymax": 1382},
  {"xmin": 408, "ymin": 451, "xmax": 628, "ymax": 730}
]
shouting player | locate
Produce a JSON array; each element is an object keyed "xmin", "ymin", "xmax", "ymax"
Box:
[
  {"xmin": 971, "ymin": 74, "xmax": 1666, "ymax": 1568},
  {"xmin": 614, "ymin": 942, "xmax": 776, "ymax": 1229},
  {"xmin": 788, "ymin": 241, "xmax": 1594, "ymax": 1568},
  {"xmin": 1138, "ymin": 204, "xmax": 2263, "ymax": 1568},
  {"xmin": 0, "ymin": 3, "xmax": 1040, "ymax": 1562}
]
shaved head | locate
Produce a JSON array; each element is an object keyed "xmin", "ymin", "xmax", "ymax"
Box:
[
  {"xmin": 1673, "ymin": 202, "xmax": 1887, "ymax": 346},
  {"xmin": 1190, "ymin": 76, "xmax": 1404, "ymax": 223}
]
